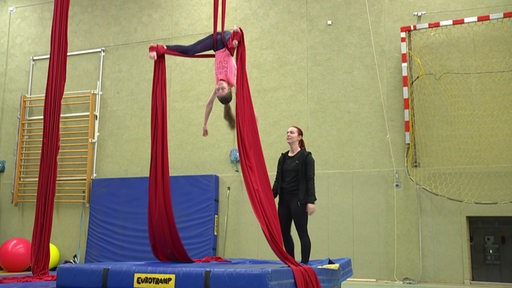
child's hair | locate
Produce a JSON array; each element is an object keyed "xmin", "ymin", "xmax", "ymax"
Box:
[{"xmin": 217, "ymin": 90, "xmax": 236, "ymax": 130}]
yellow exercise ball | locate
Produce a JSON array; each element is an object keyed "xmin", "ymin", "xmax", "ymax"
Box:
[{"xmin": 49, "ymin": 243, "xmax": 60, "ymax": 269}]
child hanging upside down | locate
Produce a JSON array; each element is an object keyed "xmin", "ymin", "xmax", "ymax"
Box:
[{"xmin": 149, "ymin": 27, "xmax": 241, "ymax": 137}]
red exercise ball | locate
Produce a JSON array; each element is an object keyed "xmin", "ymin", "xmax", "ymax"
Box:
[{"xmin": 0, "ymin": 237, "xmax": 31, "ymax": 272}]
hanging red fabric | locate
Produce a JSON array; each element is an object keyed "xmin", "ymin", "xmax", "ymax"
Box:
[
  {"xmin": 148, "ymin": 56, "xmax": 193, "ymax": 262},
  {"xmin": 212, "ymin": 0, "xmax": 226, "ymax": 51},
  {"xmin": 31, "ymin": 0, "xmax": 70, "ymax": 278},
  {"xmin": 0, "ymin": 0, "xmax": 70, "ymax": 284},
  {"xmin": 147, "ymin": 31, "xmax": 217, "ymax": 263},
  {"xmin": 147, "ymin": 0, "xmax": 223, "ymax": 263}
]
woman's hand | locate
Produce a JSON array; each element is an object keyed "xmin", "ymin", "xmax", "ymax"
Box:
[{"xmin": 306, "ymin": 203, "xmax": 316, "ymax": 216}]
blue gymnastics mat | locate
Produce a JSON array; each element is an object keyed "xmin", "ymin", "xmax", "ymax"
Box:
[
  {"xmin": 86, "ymin": 175, "xmax": 219, "ymax": 262},
  {"xmin": 56, "ymin": 258, "xmax": 352, "ymax": 288}
]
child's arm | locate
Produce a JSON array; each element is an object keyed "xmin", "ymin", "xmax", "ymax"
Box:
[{"xmin": 203, "ymin": 89, "xmax": 217, "ymax": 137}]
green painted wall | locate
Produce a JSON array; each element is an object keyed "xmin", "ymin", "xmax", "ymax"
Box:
[{"xmin": 0, "ymin": 0, "xmax": 511, "ymax": 284}]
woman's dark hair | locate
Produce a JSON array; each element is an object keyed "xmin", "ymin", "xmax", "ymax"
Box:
[
  {"xmin": 218, "ymin": 91, "xmax": 235, "ymax": 130},
  {"xmin": 291, "ymin": 125, "xmax": 306, "ymax": 149}
]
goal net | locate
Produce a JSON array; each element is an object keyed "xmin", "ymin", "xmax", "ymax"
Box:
[{"xmin": 401, "ymin": 12, "xmax": 512, "ymax": 204}]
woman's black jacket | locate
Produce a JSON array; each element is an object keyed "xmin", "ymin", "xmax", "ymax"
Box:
[{"xmin": 272, "ymin": 149, "xmax": 316, "ymax": 205}]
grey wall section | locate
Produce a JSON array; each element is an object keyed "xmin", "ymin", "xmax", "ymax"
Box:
[{"xmin": 0, "ymin": 0, "xmax": 511, "ymax": 284}]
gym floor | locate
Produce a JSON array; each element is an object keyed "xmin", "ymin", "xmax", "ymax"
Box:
[{"xmin": 342, "ymin": 279, "xmax": 512, "ymax": 288}]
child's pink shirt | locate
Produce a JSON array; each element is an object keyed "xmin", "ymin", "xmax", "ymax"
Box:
[
  {"xmin": 214, "ymin": 29, "xmax": 241, "ymax": 88},
  {"xmin": 215, "ymin": 48, "xmax": 236, "ymax": 88}
]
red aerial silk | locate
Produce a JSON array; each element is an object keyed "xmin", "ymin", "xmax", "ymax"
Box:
[
  {"xmin": 148, "ymin": 55, "xmax": 193, "ymax": 262},
  {"xmin": 0, "ymin": 0, "xmax": 69, "ymax": 284},
  {"xmin": 31, "ymin": 0, "xmax": 70, "ymax": 278},
  {"xmin": 148, "ymin": 28, "xmax": 320, "ymax": 287},
  {"xmin": 147, "ymin": 0, "xmax": 226, "ymax": 263},
  {"xmin": 149, "ymin": 45, "xmax": 232, "ymax": 265}
]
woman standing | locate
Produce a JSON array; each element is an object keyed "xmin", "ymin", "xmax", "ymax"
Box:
[{"xmin": 272, "ymin": 126, "xmax": 316, "ymax": 264}]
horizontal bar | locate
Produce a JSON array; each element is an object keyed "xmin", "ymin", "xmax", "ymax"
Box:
[{"xmin": 32, "ymin": 48, "xmax": 104, "ymax": 61}]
